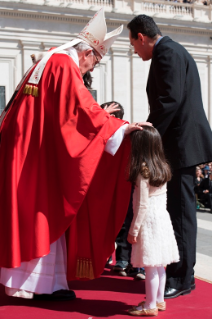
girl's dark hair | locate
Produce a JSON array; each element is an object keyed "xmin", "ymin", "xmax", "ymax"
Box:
[
  {"xmin": 127, "ymin": 15, "xmax": 162, "ymax": 40},
  {"xmin": 128, "ymin": 126, "xmax": 171, "ymax": 187}
]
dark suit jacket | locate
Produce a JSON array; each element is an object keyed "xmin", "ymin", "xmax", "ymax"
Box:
[{"xmin": 147, "ymin": 36, "xmax": 212, "ymax": 170}]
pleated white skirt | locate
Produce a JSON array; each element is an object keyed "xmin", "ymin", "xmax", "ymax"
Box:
[{"xmin": 131, "ymin": 193, "xmax": 180, "ymax": 268}]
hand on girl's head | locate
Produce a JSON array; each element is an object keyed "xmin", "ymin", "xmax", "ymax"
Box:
[
  {"xmin": 125, "ymin": 122, "xmax": 152, "ymax": 135},
  {"xmin": 135, "ymin": 121, "xmax": 152, "ymax": 127},
  {"xmin": 127, "ymin": 233, "xmax": 137, "ymax": 244}
]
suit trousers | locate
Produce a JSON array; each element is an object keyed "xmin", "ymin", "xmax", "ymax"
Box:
[{"xmin": 166, "ymin": 166, "xmax": 197, "ymax": 290}]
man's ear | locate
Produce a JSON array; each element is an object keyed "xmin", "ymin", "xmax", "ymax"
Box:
[{"xmin": 138, "ymin": 33, "xmax": 144, "ymax": 44}]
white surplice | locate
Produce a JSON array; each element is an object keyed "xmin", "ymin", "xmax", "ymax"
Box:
[{"xmin": 1, "ymin": 234, "xmax": 68, "ymax": 298}]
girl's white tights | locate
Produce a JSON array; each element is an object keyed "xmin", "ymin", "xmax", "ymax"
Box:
[{"xmin": 137, "ymin": 266, "xmax": 166, "ymax": 310}]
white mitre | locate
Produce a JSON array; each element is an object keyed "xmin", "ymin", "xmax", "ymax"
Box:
[
  {"xmin": 24, "ymin": 8, "xmax": 123, "ymax": 96},
  {"xmin": 78, "ymin": 8, "xmax": 123, "ymax": 57}
]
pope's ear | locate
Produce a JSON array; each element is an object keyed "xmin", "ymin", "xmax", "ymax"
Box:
[{"xmin": 85, "ymin": 49, "xmax": 93, "ymax": 58}]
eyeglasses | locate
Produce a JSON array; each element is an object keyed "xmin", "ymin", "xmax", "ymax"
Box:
[{"xmin": 92, "ymin": 50, "xmax": 99, "ymax": 66}]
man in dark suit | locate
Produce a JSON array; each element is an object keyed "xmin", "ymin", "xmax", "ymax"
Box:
[{"xmin": 127, "ymin": 15, "xmax": 212, "ymax": 299}]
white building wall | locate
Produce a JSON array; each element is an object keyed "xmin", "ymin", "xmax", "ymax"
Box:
[
  {"xmin": 131, "ymin": 56, "xmax": 150, "ymax": 122},
  {"xmin": 112, "ymin": 48, "xmax": 131, "ymax": 121}
]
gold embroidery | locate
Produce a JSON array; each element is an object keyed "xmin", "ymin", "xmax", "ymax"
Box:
[
  {"xmin": 23, "ymin": 84, "xmax": 39, "ymax": 97},
  {"xmin": 76, "ymin": 258, "xmax": 94, "ymax": 279},
  {"xmin": 32, "ymin": 86, "xmax": 39, "ymax": 97},
  {"xmin": 28, "ymin": 85, "xmax": 32, "ymax": 95},
  {"xmin": 23, "ymin": 84, "xmax": 29, "ymax": 94},
  {"xmin": 79, "ymin": 31, "xmax": 99, "ymax": 46}
]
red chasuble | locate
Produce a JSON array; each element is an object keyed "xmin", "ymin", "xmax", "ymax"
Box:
[{"xmin": 0, "ymin": 54, "xmax": 131, "ymax": 280}]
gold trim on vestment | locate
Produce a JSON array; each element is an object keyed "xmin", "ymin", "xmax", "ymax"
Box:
[
  {"xmin": 23, "ymin": 84, "xmax": 39, "ymax": 97},
  {"xmin": 76, "ymin": 258, "xmax": 94, "ymax": 280}
]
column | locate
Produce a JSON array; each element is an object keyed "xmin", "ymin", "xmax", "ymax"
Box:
[{"xmin": 111, "ymin": 47, "xmax": 131, "ymax": 122}]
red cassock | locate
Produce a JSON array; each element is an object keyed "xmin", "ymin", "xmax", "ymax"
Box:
[{"xmin": 0, "ymin": 54, "xmax": 131, "ymax": 280}]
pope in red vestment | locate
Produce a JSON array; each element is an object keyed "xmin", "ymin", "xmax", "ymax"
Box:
[
  {"xmin": 0, "ymin": 9, "xmax": 147, "ymax": 300},
  {"xmin": 0, "ymin": 51, "xmax": 132, "ymax": 268}
]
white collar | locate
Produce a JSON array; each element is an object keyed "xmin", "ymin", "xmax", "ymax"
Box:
[{"xmin": 56, "ymin": 47, "xmax": 79, "ymax": 68}]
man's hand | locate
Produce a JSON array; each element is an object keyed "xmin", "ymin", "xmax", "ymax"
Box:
[
  {"xmin": 127, "ymin": 233, "xmax": 137, "ymax": 244},
  {"xmin": 104, "ymin": 103, "xmax": 120, "ymax": 115},
  {"xmin": 124, "ymin": 122, "xmax": 152, "ymax": 135},
  {"xmin": 203, "ymin": 190, "xmax": 209, "ymax": 193}
]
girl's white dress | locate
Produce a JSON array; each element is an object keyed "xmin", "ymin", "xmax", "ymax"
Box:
[{"xmin": 129, "ymin": 175, "xmax": 179, "ymax": 268}]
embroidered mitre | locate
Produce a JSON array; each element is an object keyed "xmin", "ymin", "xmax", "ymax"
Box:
[{"xmin": 78, "ymin": 8, "xmax": 123, "ymax": 57}]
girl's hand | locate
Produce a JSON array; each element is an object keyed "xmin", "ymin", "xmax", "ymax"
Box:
[
  {"xmin": 124, "ymin": 122, "xmax": 152, "ymax": 135},
  {"xmin": 127, "ymin": 234, "xmax": 137, "ymax": 244},
  {"xmin": 104, "ymin": 103, "xmax": 120, "ymax": 114}
]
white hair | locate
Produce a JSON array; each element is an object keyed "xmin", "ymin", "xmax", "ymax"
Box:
[{"xmin": 74, "ymin": 41, "xmax": 93, "ymax": 53}]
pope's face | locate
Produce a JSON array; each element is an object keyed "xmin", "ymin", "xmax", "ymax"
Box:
[
  {"xmin": 80, "ymin": 49, "xmax": 101, "ymax": 76},
  {"xmin": 129, "ymin": 31, "xmax": 152, "ymax": 61}
]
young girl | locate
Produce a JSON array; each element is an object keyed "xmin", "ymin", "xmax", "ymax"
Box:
[{"xmin": 127, "ymin": 126, "xmax": 179, "ymax": 317}]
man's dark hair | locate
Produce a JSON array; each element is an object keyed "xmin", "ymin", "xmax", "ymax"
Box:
[
  {"xmin": 127, "ymin": 15, "xmax": 162, "ymax": 39},
  {"xmin": 100, "ymin": 101, "xmax": 124, "ymax": 120}
]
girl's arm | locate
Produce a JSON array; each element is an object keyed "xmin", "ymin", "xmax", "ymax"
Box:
[{"xmin": 128, "ymin": 177, "xmax": 149, "ymax": 237}]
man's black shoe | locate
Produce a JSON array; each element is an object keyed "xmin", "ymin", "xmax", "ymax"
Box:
[
  {"xmin": 164, "ymin": 287, "xmax": 191, "ymax": 299},
  {"xmin": 34, "ymin": 289, "xmax": 76, "ymax": 301},
  {"xmin": 191, "ymin": 275, "xmax": 196, "ymax": 290}
]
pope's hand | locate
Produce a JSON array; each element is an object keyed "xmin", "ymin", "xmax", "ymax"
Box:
[
  {"xmin": 127, "ymin": 233, "xmax": 137, "ymax": 244},
  {"xmin": 104, "ymin": 103, "xmax": 120, "ymax": 115},
  {"xmin": 124, "ymin": 122, "xmax": 152, "ymax": 135}
]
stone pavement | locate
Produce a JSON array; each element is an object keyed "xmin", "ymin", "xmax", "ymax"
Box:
[{"xmin": 195, "ymin": 210, "xmax": 212, "ymax": 282}]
